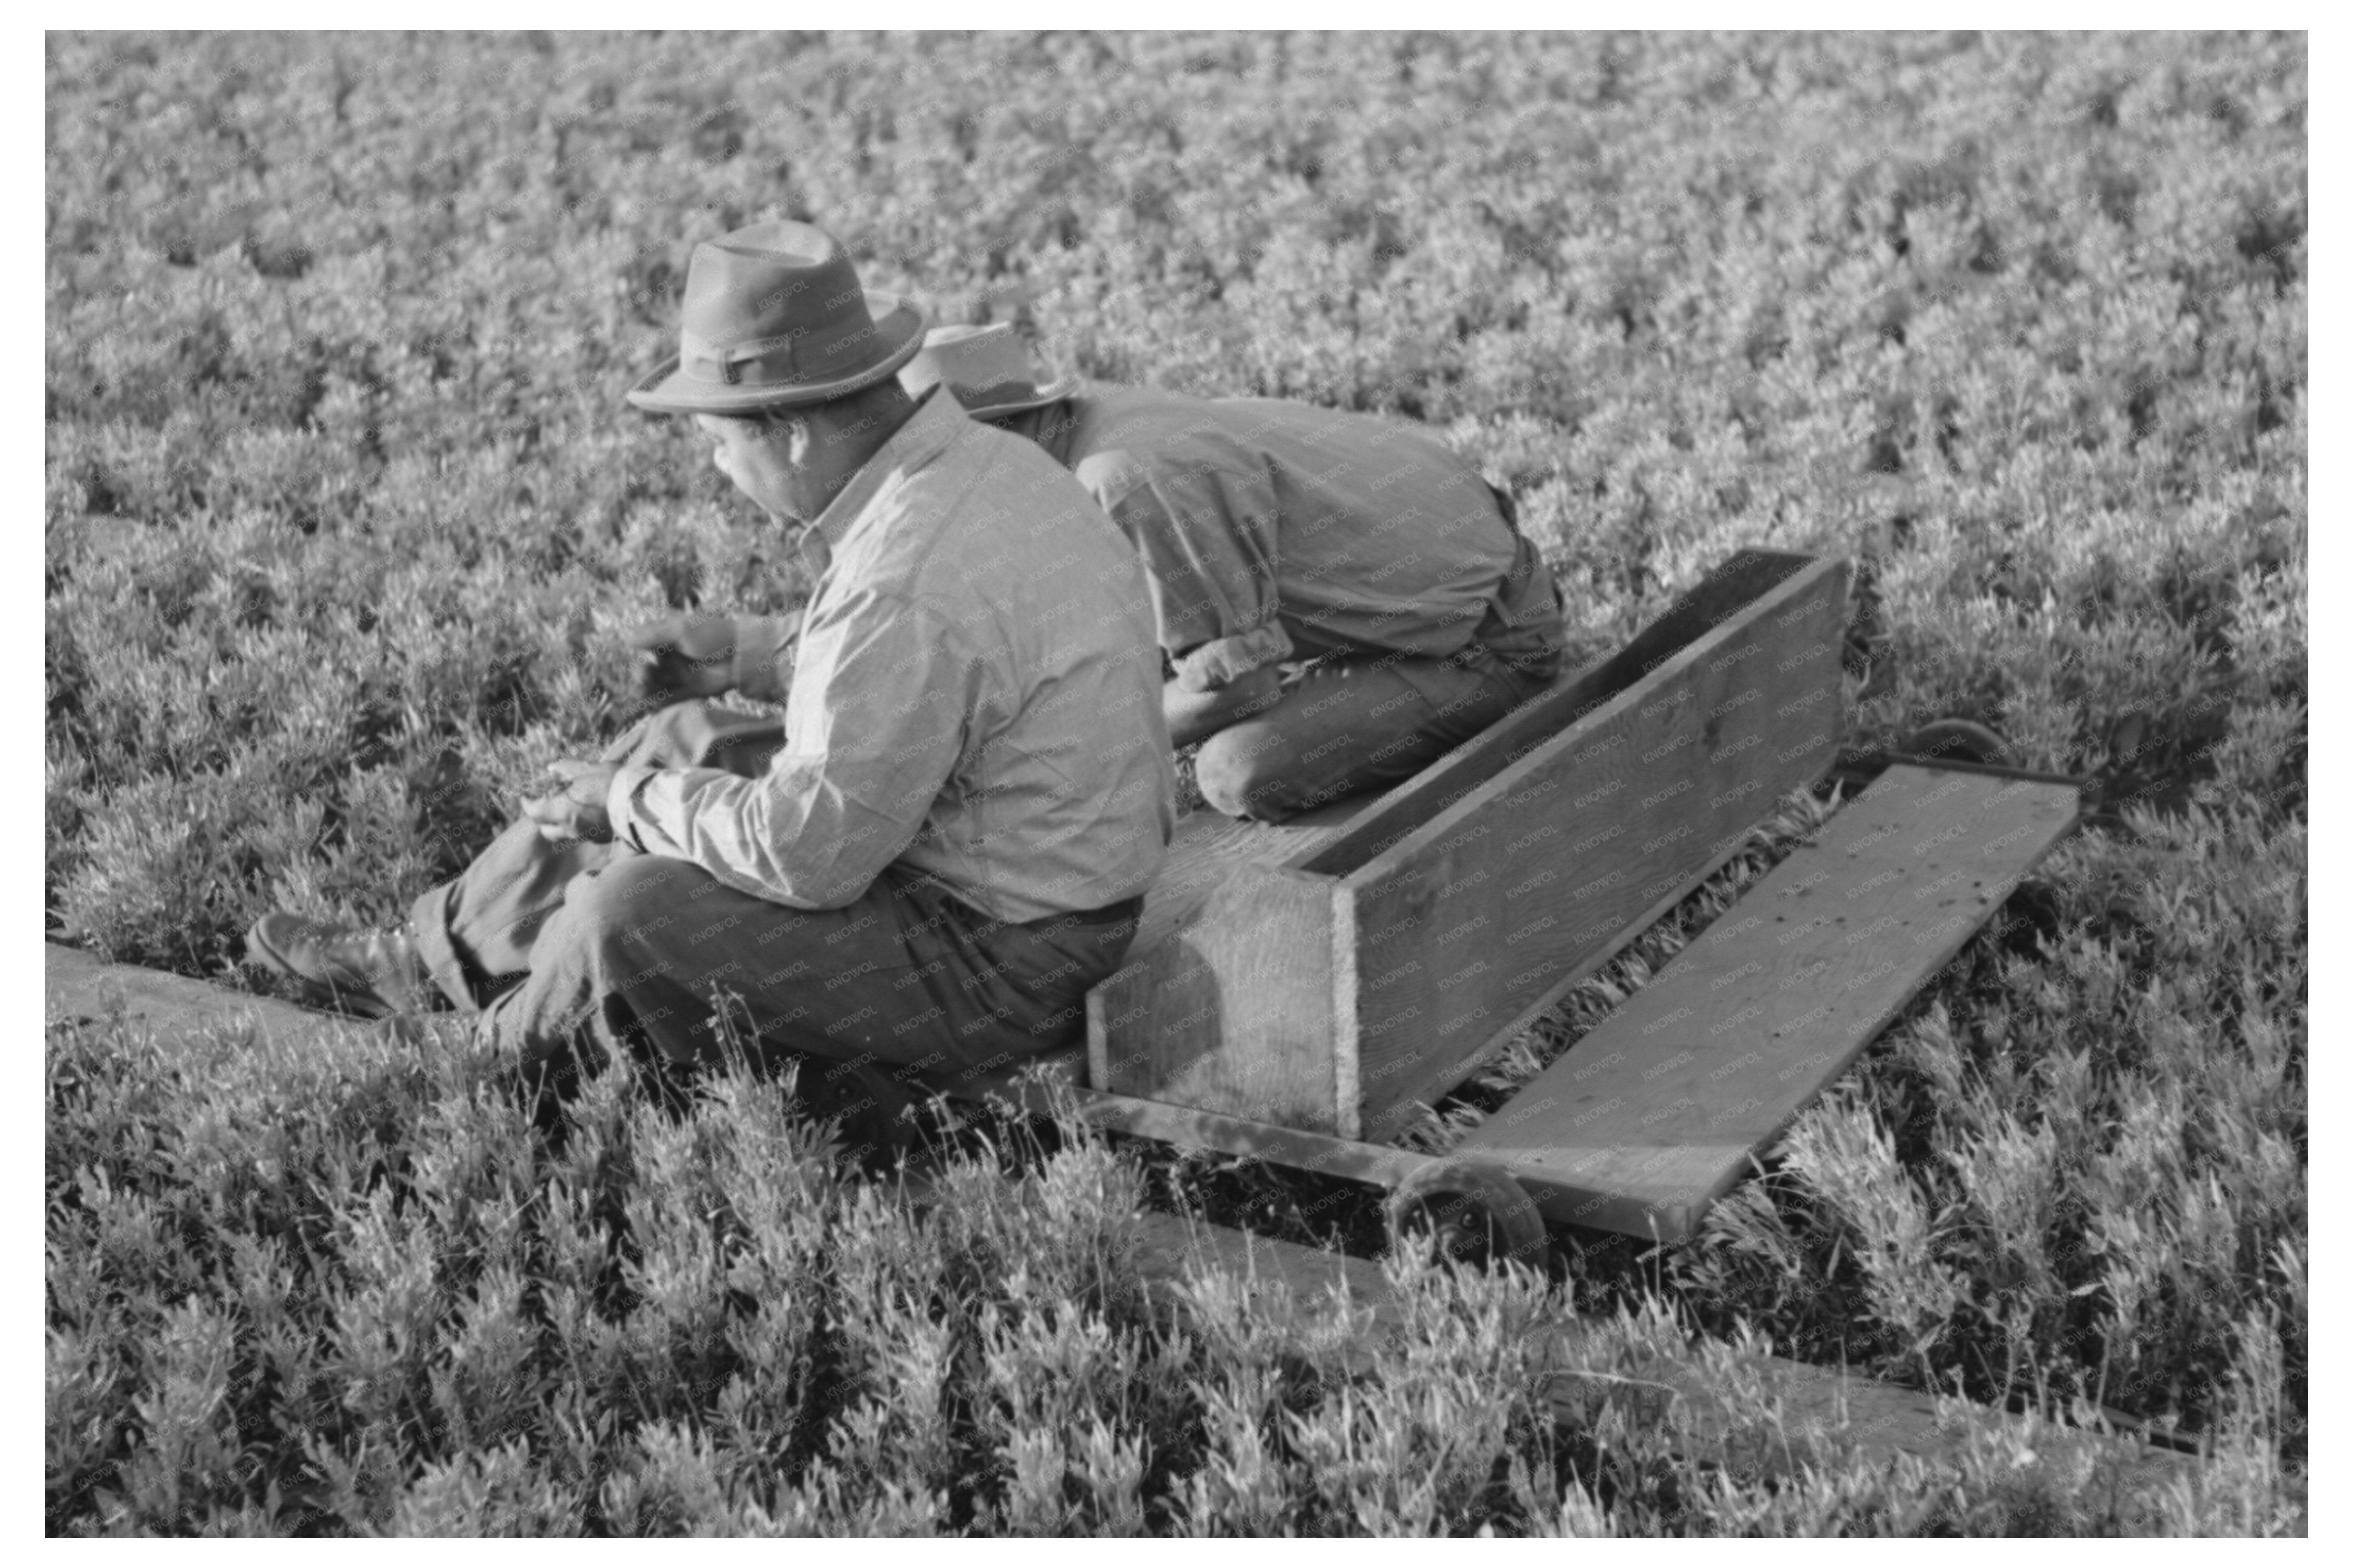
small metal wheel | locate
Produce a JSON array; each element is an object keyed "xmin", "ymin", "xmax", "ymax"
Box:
[
  {"xmin": 1385, "ymin": 1159, "xmax": 1552, "ymax": 1272},
  {"xmin": 1900, "ymin": 717, "xmax": 2014, "ymax": 769}
]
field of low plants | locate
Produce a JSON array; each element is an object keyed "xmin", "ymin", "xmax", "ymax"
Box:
[{"xmin": 46, "ymin": 30, "xmax": 2304, "ymax": 1534}]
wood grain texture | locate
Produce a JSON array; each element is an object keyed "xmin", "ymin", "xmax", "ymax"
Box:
[
  {"xmin": 1086, "ymin": 799, "xmax": 1371, "ymax": 1130},
  {"xmin": 1298, "ymin": 550, "xmax": 1826, "ymax": 877},
  {"xmin": 1118, "ymin": 1211, "xmax": 2198, "ymax": 1500},
  {"xmin": 1117, "ymin": 797, "xmax": 1367, "ymax": 957},
  {"xmin": 1345, "ymin": 557, "xmax": 1852, "ymax": 1137},
  {"xmin": 46, "ymin": 940, "xmax": 1104, "ymax": 1100},
  {"xmin": 48, "ymin": 943, "xmax": 2200, "ymax": 1509},
  {"xmin": 47, "ymin": 942, "xmax": 365, "ymax": 1046},
  {"xmin": 1087, "ymin": 864, "xmax": 1352, "ymax": 1133},
  {"xmin": 1461, "ymin": 765, "xmax": 2080, "ymax": 1240},
  {"xmin": 1086, "ymin": 553, "xmax": 1851, "ymax": 1137}
]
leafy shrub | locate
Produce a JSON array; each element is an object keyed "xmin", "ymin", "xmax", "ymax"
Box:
[{"xmin": 47, "ymin": 29, "xmax": 2303, "ymax": 1533}]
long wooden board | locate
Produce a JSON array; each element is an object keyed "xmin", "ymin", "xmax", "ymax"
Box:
[
  {"xmin": 1459, "ymin": 765, "xmax": 2080, "ymax": 1241},
  {"xmin": 42, "ymin": 945, "xmax": 2203, "ymax": 1511},
  {"xmin": 1116, "ymin": 1213, "xmax": 2203, "ymax": 1501},
  {"xmin": 1341, "ymin": 556, "xmax": 1851, "ymax": 1137},
  {"xmin": 44, "ymin": 942, "xmax": 371, "ymax": 1046}
]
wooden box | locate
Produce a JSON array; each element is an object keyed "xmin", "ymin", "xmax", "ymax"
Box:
[{"xmin": 1086, "ymin": 550, "xmax": 1853, "ymax": 1139}]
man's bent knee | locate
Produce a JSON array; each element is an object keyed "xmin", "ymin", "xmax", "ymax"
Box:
[
  {"xmin": 556, "ymin": 855, "xmax": 703, "ymax": 952},
  {"xmin": 1195, "ymin": 730, "xmax": 1305, "ymax": 823}
]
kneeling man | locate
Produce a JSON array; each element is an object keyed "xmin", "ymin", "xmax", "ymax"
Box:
[
  {"xmin": 900, "ymin": 324, "xmax": 1569, "ymax": 822},
  {"xmin": 248, "ymin": 223, "xmax": 1174, "ymax": 1097}
]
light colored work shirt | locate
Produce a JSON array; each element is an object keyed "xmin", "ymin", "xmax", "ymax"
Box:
[
  {"xmin": 609, "ymin": 389, "xmax": 1175, "ymax": 924},
  {"xmin": 1024, "ymin": 386, "xmax": 1565, "ymax": 690}
]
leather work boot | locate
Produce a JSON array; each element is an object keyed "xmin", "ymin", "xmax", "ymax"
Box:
[{"xmin": 245, "ymin": 913, "xmax": 437, "ymax": 1020}]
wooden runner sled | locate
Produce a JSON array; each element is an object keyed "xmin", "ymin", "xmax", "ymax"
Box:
[
  {"xmin": 49, "ymin": 551, "xmax": 2184, "ymax": 1480},
  {"xmin": 921, "ymin": 549, "xmax": 2083, "ymax": 1262},
  {"xmin": 47, "ymin": 547, "xmax": 2080, "ymax": 1270}
]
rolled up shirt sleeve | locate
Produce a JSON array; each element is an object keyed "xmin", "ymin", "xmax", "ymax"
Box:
[
  {"xmin": 609, "ymin": 589, "xmax": 971, "ymax": 910},
  {"xmin": 1094, "ymin": 459, "xmax": 1290, "ymax": 692},
  {"xmin": 1170, "ymin": 622, "xmax": 1293, "ymax": 691}
]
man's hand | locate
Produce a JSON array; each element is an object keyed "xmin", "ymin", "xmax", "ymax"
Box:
[
  {"xmin": 628, "ymin": 612, "xmax": 737, "ymax": 707},
  {"xmin": 1163, "ymin": 665, "xmax": 1284, "ymax": 749},
  {"xmin": 523, "ymin": 759, "xmax": 621, "ymax": 844}
]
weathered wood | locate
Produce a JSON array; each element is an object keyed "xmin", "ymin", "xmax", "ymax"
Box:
[
  {"xmin": 1085, "ymin": 801, "xmax": 1368, "ymax": 1131},
  {"xmin": 46, "ymin": 942, "xmax": 364, "ymax": 1046},
  {"xmin": 1120, "ymin": 1212, "xmax": 2198, "ymax": 1499},
  {"xmin": 1087, "ymin": 862, "xmax": 1352, "ymax": 1132},
  {"xmin": 1296, "ymin": 549, "xmax": 1829, "ymax": 876},
  {"xmin": 1344, "ymin": 556, "xmax": 1852, "ymax": 1137},
  {"xmin": 976, "ymin": 1072, "xmax": 1448, "ymax": 1191},
  {"xmin": 41, "ymin": 944, "xmax": 2209, "ymax": 1512},
  {"xmin": 1088, "ymin": 551, "xmax": 1851, "ymax": 1138},
  {"xmin": 1117, "ymin": 798, "xmax": 1368, "ymax": 957},
  {"xmin": 1459, "ymin": 765, "xmax": 2081, "ymax": 1240}
]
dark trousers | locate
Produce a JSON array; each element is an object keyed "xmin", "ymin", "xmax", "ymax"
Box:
[
  {"xmin": 406, "ymin": 702, "xmax": 1139, "ymax": 1095},
  {"xmin": 1191, "ymin": 643, "xmax": 1552, "ymax": 823}
]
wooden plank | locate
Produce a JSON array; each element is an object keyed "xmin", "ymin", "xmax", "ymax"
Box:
[
  {"xmin": 966, "ymin": 1074, "xmax": 1448, "ymax": 1192},
  {"xmin": 47, "ymin": 942, "xmax": 366, "ymax": 1047},
  {"xmin": 1116, "ymin": 1212, "xmax": 2200, "ymax": 1500},
  {"xmin": 1295, "ymin": 550, "xmax": 1826, "ymax": 877},
  {"xmin": 1349, "ymin": 839, "xmax": 1757, "ymax": 1150},
  {"xmin": 1107, "ymin": 799, "xmax": 1365, "ymax": 961},
  {"xmin": 1087, "ymin": 864, "xmax": 1352, "ymax": 1133},
  {"xmin": 44, "ymin": 945, "xmax": 2211, "ymax": 1511},
  {"xmin": 1460, "ymin": 765, "xmax": 2081, "ymax": 1240},
  {"xmin": 1085, "ymin": 800, "xmax": 1369, "ymax": 1131},
  {"xmin": 1343, "ymin": 557, "xmax": 1852, "ymax": 1137},
  {"xmin": 1088, "ymin": 553, "xmax": 1850, "ymax": 1136}
]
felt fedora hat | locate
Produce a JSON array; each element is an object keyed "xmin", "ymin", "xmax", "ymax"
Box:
[
  {"xmin": 898, "ymin": 324, "xmax": 1080, "ymax": 418},
  {"xmin": 627, "ymin": 221, "xmax": 926, "ymax": 415}
]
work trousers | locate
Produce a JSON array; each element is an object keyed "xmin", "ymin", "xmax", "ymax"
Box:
[
  {"xmin": 1192, "ymin": 642, "xmax": 1554, "ymax": 824},
  {"xmin": 407, "ymin": 702, "xmax": 1140, "ymax": 1098}
]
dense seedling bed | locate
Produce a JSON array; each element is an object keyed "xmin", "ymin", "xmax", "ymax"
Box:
[{"xmin": 46, "ymin": 31, "xmax": 2303, "ymax": 1534}]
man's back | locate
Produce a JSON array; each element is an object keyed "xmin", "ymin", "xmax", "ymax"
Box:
[
  {"xmin": 809, "ymin": 398, "xmax": 1178, "ymax": 920},
  {"xmin": 1040, "ymin": 384, "xmax": 1530, "ymax": 668},
  {"xmin": 620, "ymin": 390, "xmax": 1176, "ymax": 924}
]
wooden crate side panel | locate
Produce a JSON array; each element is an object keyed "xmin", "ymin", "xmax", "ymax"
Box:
[
  {"xmin": 1461, "ymin": 766, "xmax": 2080, "ymax": 1240},
  {"xmin": 1123, "ymin": 800, "xmax": 1368, "ymax": 957},
  {"xmin": 1349, "ymin": 837, "xmax": 1754, "ymax": 1147},
  {"xmin": 1341, "ymin": 555, "xmax": 1850, "ymax": 887},
  {"xmin": 1295, "ymin": 550, "xmax": 1825, "ymax": 877},
  {"xmin": 1344, "ymin": 566, "xmax": 1852, "ymax": 1132},
  {"xmin": 1088, "ymin": 866, "xmax": 1350, "ymax": 1134}
]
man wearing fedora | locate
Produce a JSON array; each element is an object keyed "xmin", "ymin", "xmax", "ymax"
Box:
[
  {"xmin": 897, "ymin": 324, "xmax": 1568, "ymax": 824},
  {"xmin": 246, "ymin": 222, "xmax": 1175, "ymax": 1105}
]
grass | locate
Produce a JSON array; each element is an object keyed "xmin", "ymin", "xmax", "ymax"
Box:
[
  {"xmin": 46, "ymin": 30, "xmax": 2304, "ymax": 1534},
  {"xmin": 44, "ymin": 1006, "xmax": 2290, "ymax": 1535}
]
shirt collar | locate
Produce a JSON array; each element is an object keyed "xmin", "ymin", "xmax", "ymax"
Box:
[
  {"xmin": 798, "ymin": 386, "xmax": 971, "ymax": 567},
  {"xmin": 1027, "ymin": 390, "xmax": 1087, "ymax": 468}
]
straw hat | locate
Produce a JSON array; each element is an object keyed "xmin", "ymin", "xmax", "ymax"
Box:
[
  {"xmin": 897, "ymin": 324, "xmax": 1079, "ymax": 418},
  {"xmin": 627, "ymin": 220, "xmax": 926, "ymax": 415}
]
